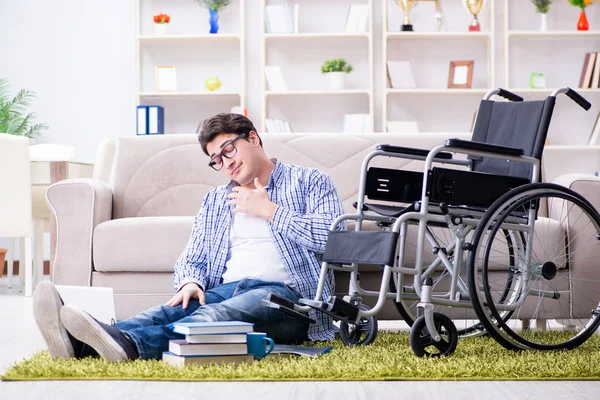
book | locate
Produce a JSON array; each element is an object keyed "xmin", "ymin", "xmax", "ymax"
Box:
[
  {"xmin": 386, "ymin": 120, "xmax": 419, "ymax": 133},
  {"xmin": 170, "ymin": 321, "xmax": 254, "ymax": 335},
  {"xmin": 185, "ymin": 332, "xmax": 248, "ymax": 344},
  {"xmin": 268, "ymin": 344, "xmax": 333, "ymax": 358},
  {"xmin": 344, "ymin": 4, "xmax": 369, "ymax": 33},
  {"xmin": 591, "ymin": 52, "xmax": 600, "ymax": 89},
  {"xmin": 579, "ymin": 52, "xmax": 591, "ymax": 88},
  {"xmin": 588, "ymin": 111, "xmax": 600, "ymax": 146},
  {"xmin": 265, "ymin": 66, "xmax": 288, "ymax": 91},
  {"xmin": 169, "ymin": 339, "xmax": 248, "ymax": 356},
  {"xmin": 581, "ymin": 52, "xmax": 596, "ymax": 89},
  {"xmin": 387, "ymin": 61, "xmax": 417, "ymax": 89},
  {"xmin": 162, "ymin": 351, "xmax": 254, "ymax": 367}
]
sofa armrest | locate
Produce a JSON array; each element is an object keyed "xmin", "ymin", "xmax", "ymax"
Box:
[
  {"xmin": 553, "ymin": 174, "xmax": 600, "ymax": 209},
  {"xmin": 46, "ymin": 178, "xmax": 113, "ymax": 286}
]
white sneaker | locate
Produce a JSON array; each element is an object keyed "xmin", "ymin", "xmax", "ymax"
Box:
[{"xmin": 32, "ymin": 281, "xmax": 75, "ymax": 359}]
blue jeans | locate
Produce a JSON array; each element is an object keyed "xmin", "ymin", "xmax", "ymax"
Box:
[{"xmin": 115, "ymin": 278, "xmax": 309, "ymax": 360}]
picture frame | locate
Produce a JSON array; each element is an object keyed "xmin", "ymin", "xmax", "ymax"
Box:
[
  {"xmin": 448, "ymin": 60, "xmax": 474, "ymax": 89},
  {"xmin": 155, "ymin": 66, "xmax": 177, "ymax": 92}
]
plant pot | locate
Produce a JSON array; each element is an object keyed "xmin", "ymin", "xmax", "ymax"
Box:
[
  {"xmin": 154, "ymin": 23, "xmax": 168, "ymax": 36},
  {"xmin": 209, "ymin": 9, "xmax": 219, "ymax": 34},
  {"xmin": 540, "ymin": 13, "xmax": 547, "ymax": 32},
  {"xmin": 578, "ymin": 10, "xmax": 589, "ymax": 31},
  {"xmin": 0, "ymin": 248, "xmax": 6, "ymax": 277},
  {"xmin": 327, "ymin": 72, "xmax": 347, "ymax": 90}
]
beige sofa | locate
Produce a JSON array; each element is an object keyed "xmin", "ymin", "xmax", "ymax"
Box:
[{"xmin": 46, "ymin": 132, "xmax": 600, "ymax": 322}]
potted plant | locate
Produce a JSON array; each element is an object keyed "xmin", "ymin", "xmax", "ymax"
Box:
[
  {"xmin": 569, "ymin": 0, "xmax": 593, "ymax": 31},
  {"xmin": 0, "ymin": 78, "xmax": 48, "ymax": 139},
  {"xmin": 193, "ymin": 0, "xmax": 232, "ymax": 34},
  {"xmin": 153, "ymin": 13, "xmax": 171, "ymax": 36},
  {"xmin": 321, "ymin": 58, "xmax": 353, "ymax": 90},
  {"xmin": 531, "ymin": 0, "xmax": 552, "ymax": 31}
]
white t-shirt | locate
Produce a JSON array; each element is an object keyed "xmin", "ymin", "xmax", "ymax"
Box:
[{"xmin": 222, "ymin": 207, "xmax": 293, "ymax": 286}]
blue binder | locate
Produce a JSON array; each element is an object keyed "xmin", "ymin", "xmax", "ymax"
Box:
[
  {"xmin": 136, "ymin": 105, "xmax": 164, "ymax": 135},
  {"xmin": 136, "ymin": 105, "xmax": 148, "ymax": 135},
  {"xmin": 148, "ymin": 105, "xmax": 164, "ymax": 135}
]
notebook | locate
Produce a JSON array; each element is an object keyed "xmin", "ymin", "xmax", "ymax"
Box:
[{"xmin": 54, "ymin": 285, "xmax": 117, "ymax": 324}]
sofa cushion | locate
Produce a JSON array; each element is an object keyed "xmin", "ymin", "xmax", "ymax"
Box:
[{"xmin": 93, "ymin": 216, "xmax": 193, "ymax": 272}]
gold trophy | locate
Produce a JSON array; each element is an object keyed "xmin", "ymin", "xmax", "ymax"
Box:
[
  {"xmin": 462, "ymin": 0, "xmax": 486, "ymax": 32},
  {"xmin": 396, "ymin": 0, "xmax": 418, "ymax": 32}
]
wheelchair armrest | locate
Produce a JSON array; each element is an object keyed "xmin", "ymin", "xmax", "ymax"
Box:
[
  {"xmin": 444, "ymin": 138, "xmax": 524, "ymax": 157},
  {"xmin": 377, "ymin": 144, "xmax": 453, "ymax": 160}
]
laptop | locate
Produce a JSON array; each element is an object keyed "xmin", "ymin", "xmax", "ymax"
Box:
[{"xmin": 55, "ymin": 285, "xmax": 117, "ymax": 324}]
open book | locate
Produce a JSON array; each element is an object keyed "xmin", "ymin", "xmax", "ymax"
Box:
[{"xmin": 268, "ymin": 344, "xmax": 333, "ymax": 358}]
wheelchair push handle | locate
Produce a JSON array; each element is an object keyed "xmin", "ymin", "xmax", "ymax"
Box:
[
  {"xmin": 496, "ymin": 88, "xmax": 523, "ymax": 102},
  {"xmin": 564, "ymin": 87, "xmax": 591, "ymax": 111}
]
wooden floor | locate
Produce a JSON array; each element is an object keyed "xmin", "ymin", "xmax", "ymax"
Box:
[{"xmin": 2, "ymin": 277, "xmax": 599, "ymax": 400}]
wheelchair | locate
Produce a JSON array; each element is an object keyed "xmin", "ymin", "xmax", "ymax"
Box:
[{"xmin": 266, "ymin": 87, "xmax": 600, "ymax": 357}]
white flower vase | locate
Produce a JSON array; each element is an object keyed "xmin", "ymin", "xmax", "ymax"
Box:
[
  {"xmin": 154, "ymin": 23, "xmax": 168, "ymax": 36},
  {"xmin": 328, "ymin": 72, "xmax": 347, "ymax": 90},
  {"xmin": 540, "ymin": 13, "xmax": 548, "ymax": 32}
]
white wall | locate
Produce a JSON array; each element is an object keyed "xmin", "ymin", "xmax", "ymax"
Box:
[{"xmin": 0, "ymin": 0, "xmax": 598, "ymax": 259}]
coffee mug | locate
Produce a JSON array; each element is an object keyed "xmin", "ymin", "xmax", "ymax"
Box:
[{"xmin": 247, "ymin": 332, "xmax": 275, "ymax": 358}]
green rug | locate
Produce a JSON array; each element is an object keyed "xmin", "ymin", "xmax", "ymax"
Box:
[{"xmin": 3, "ymin": 332, "xmax": 600, "ymax": 381}]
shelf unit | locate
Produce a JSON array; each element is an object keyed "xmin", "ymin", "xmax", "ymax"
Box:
[
  {"xmin": 259, "ymin": 0, "xmax": 374, "ymax": 133},
  {"xmin": 134, "ymin": 0, "xmax": 246, "ymax": 134},
  {"xmin": 382, "ymin": 0, "xmax": 496, "ymax": 133},
  {"xmin": 503, "ymin": 0, "xmax": 600, "ymax": 146}
]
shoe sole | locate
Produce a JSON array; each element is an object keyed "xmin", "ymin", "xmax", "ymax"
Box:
[
  {"xmin": 60, "ymin": 305, "xmax": 128, "ymax": 362},
  {"xmin": 32, "ymin": 281, "xmax": 74, "ymax": 359}
]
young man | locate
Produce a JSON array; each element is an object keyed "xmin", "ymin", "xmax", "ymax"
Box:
[{"xmin": 33, "ymin": 113, "xmax": 346, "ymax": 361}]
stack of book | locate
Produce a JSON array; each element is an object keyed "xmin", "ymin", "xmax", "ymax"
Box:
[
  {"xmin": 162, "ymin": 321, "xmax": 255, "ymax": 367},
  {"xmin": 264, "ymin": 4, "xmax": 299, "ymax": 34},
  {"xmin": 579, "ymin": 51, "xmax": 600, "ymax": 89}
]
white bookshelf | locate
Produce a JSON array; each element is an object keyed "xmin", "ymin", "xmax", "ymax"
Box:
[
  {"xmin": 382, "ymin": 0, "xmax": 496, "ymax": 133},
  {"xmin": 503, "ymin": 0, "xmax": 600, "ymax": 147},
  {"xmin": 260, "ymin": 0, "xmax": 374, "ymax": 133},
  {"xmin": 134, "ymin": 0, "xmax": 246, "ymax": 134}
]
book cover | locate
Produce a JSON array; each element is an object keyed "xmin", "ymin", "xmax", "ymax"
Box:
[
  {"xmin": 136, "ymin": 105, "xmax": 148, "ymax": 135},
  {"xmin": 148, "ymin": 105, "xmax": 164, "ymax": 135},
  {"xmin": 579, "ymin": 52, "xmax": 591, "ymax": 88},
  {"xmin": 162, "ymin": 351, "xmax": 254, "ymax": 367},
  {"xmin": 590, "ymin": 52, "xmax": 600, "ymax": 89},
  {"xmin": 185, "ymin": 332, "xmax": 248, "ymax": 344},
  {"xmin": 268, "ymin": 344, "xmax": 333, "ymax": 358},
  {"xmin": 387, "ymin": 61, "xmax": 417, "ymax": 89},
  {"xmin": 169, "ymin": 340, "xmax": 248, "ymax": 356},
  {"xmin": 170, "ymin": 321, "xmax": 254, "ymax": 335},
  {"xmin": 582, "ymin": 52, "xmax": 596, "ymax": 89},
  {"xmin": 265, "ymin": 66, "xmax": 288, "ymax": 91}
]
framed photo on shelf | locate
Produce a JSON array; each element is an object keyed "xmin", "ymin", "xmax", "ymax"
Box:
[
  {"xmin": 155, "ymin": 66, "xmax": 177, "ymax": 92},
  {"xmin": 448, "ymin": 61, "xmax": 474, "ymax": 89}
]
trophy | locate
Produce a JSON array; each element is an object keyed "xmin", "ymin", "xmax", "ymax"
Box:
[
  {"xmin": 462, "ymin": 0, "xmax": 486, "ymax": 32},
  {"xmin": 396, "ymin": 0, "xmax": 418, "ymax": 32}
]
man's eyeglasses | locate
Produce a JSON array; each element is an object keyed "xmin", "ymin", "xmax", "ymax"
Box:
[{"xmin": 208, "ymin": 134, "xmax": 247, "ymax": 171}]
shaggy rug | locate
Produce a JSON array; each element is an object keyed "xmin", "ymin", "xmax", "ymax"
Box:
[{"xmin": 3, "ymin": 332, "xmax": 600, "ymax": 381}]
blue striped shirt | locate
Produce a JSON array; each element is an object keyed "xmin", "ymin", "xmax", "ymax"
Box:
[{"xmin": 173, "ymin": 160, "xmax": 346, "ymax": 340}]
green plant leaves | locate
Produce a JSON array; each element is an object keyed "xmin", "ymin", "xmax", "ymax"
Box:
[{"xmin": 0, "ymin": 78, "xmax": 47, "ymax": 138}]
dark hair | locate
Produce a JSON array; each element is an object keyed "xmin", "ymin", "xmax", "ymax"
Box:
[{"xmin": 198, "ymin": 113, "xmax": 262, "ymax": 155}]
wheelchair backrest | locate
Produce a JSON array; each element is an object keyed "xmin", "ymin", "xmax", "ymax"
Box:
[{"xmin": 470, "ymin": 97, "xmax": 555, "ymax": 180}]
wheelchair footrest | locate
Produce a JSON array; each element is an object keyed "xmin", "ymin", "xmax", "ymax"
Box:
[
  {"xmin": 263, "ymin": 294, "xmax": 316, "ymax": 324},
  {"xmin": 299, "ymin": 296, "xmax": 359, "ymax": 324}
]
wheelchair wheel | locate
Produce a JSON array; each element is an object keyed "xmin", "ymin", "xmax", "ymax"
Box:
[
  {"xmin": 469, "ymin": 183, "xmax": 600, "ymax": 351},
  {"xmin": 409, "ymin": 313, "xmax": 458, "ymax": 357},
  {"xmin": 339, "ymin": 304, "xmax": 378, "ymax": 346}
]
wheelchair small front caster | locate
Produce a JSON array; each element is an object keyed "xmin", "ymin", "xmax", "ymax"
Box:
[
  {"xmin": 339, "ymin": 304, "xmax": 378, "ymax": 346},
  {"xmin": 409, "ymin": 312, "xmax": 458, "ymax": 357}
]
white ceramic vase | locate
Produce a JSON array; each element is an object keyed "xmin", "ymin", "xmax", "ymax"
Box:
[
  {"xmin": 540, "ymin": 13, "xmax": 547, "ymax": 32},
  {"xmin": 328, "ymin": 72, "xmax": 347, "ymax": 90},
  {"xmin": 154, "ymin": 23, "xmax": 168, "ymax": 36}
]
